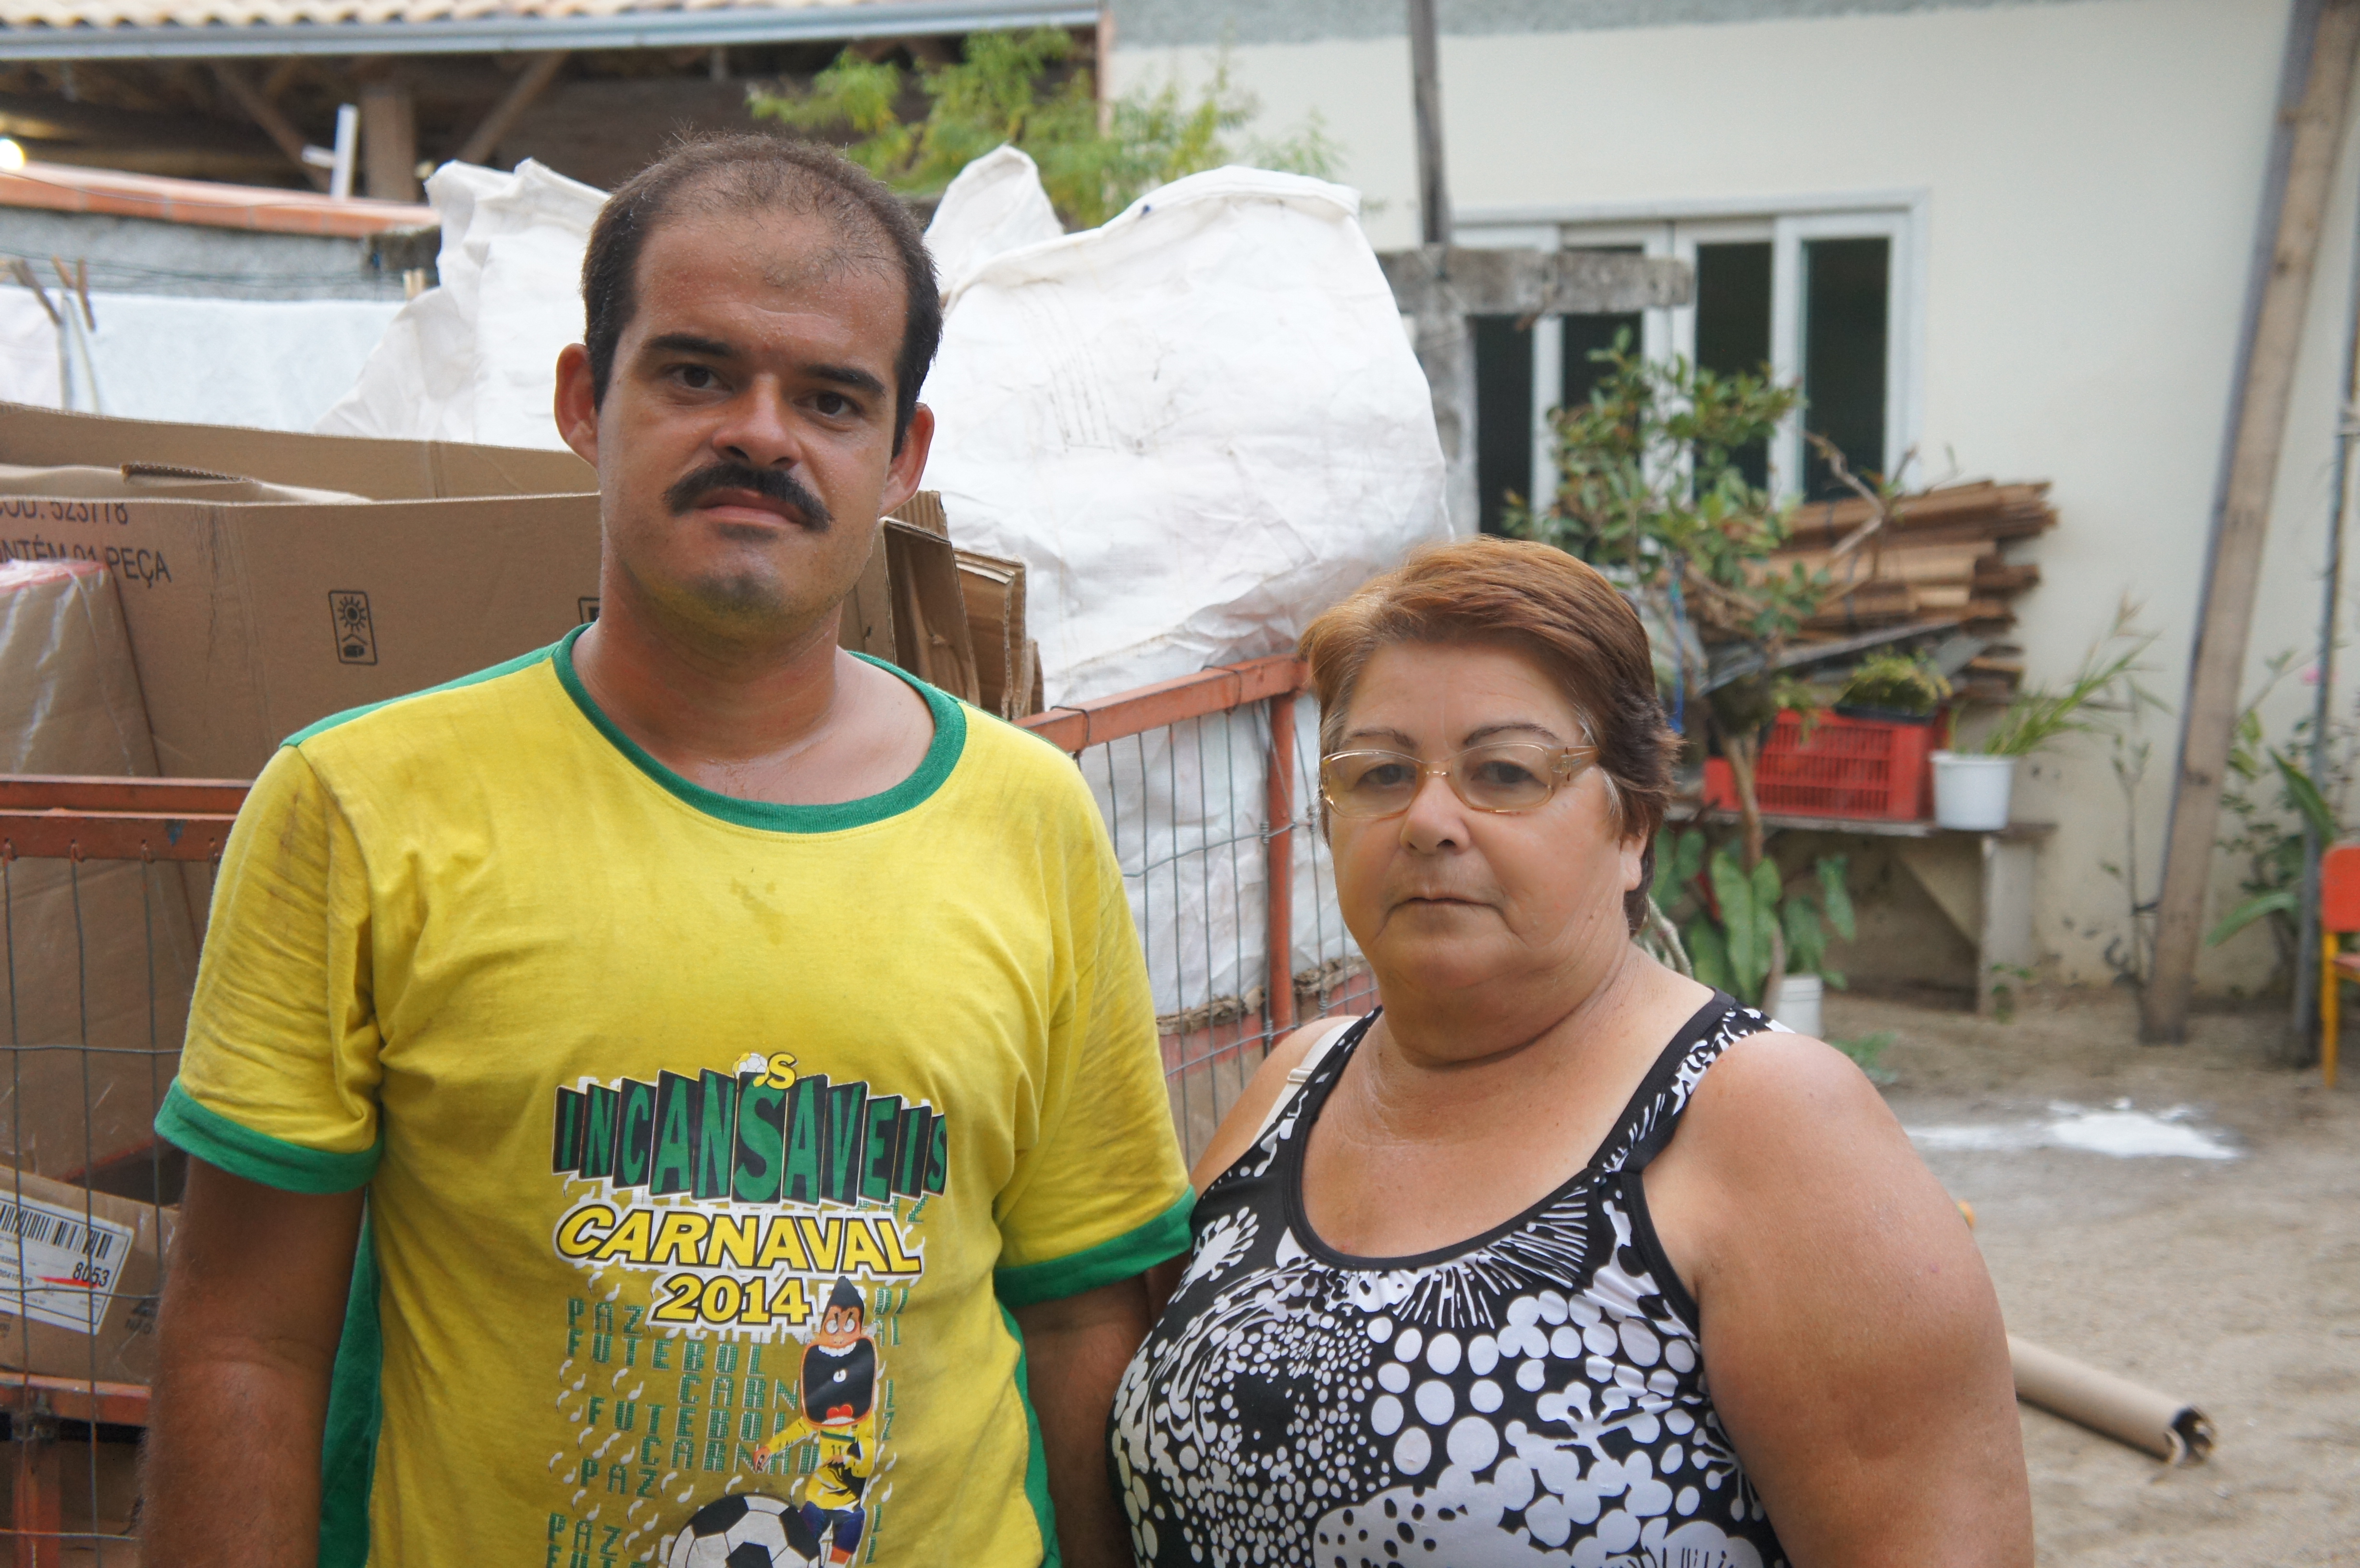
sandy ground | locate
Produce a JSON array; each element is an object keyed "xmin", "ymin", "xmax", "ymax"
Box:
[{"xmin": 1823, "ymin": 986, "xmax": 2358, "ymax": 1566}]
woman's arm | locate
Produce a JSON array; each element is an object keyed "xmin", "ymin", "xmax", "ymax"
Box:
[
  {"xmin": 1184, "ymin": 1014, "xmax": 1357, "ymax": 1193},
  {"xmin": 1644, "ymin": 1031, "xmax": 2032, "ymax": 1567}
]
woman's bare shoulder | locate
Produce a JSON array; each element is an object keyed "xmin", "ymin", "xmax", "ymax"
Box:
[{"xmin": 1186, "ymin": 1014, "xmax": 1361, "ymax": 1192}]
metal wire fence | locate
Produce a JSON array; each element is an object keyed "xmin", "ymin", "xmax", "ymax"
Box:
[
  {"xmin": 0, "ymin": 661, "xmax": 1368, "ymax": 1557},
  {"xmin": 1023, "ymin": 658, "xmax": 1374, "ymax": 1164},
  {"xmin": 0, "ymin": 777, "xmax": 234, "ymax": 1565}
]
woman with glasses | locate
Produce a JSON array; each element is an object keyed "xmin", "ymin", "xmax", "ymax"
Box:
[{"xmin": 1108, "ymin": 539, "xmax": 2031, "ymax": 1568}]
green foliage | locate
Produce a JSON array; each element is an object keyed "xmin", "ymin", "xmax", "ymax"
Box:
[
  {"xmin": 1829, "ymin": 1029, "xmax": 1897, "ymax": 1084},
  {"xmin": 1655, "ymin": 828, "xmax": 1853, "ymax": 1004},
  {"xmin": 749, "ymin": 32, "xmax": 1340, "ymax": 230},
  {"xmin": 1969, "ymin": 598, "xmax": 2162, "ymax": 758},
  {"xmin": 2208, "ymin": 662, "xmax": 2358, "ymax": 979},
  {"xmin": 1837, "ymin": 651, "xmax": 1950, "ymax": 716},
  {"xmin": 1509, "ymin": 338, "xmax": 1816, "ymax": 659}
]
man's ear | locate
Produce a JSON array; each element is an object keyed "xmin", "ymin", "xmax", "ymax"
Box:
[
  {"xmin": 875, "ymin": 403, "xmax": 935, "ymax": 519},
  {"xmin": 554, "ymin": 343, "xmax": 601, "ymax": 468}
]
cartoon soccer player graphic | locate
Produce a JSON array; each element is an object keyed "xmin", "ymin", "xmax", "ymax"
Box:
[{"xmin": 781, "ymin": 1280, "xmax": 878, "ymax": 1567}]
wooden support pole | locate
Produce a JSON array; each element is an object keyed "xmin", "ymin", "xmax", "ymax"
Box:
[
  {"xmin": 1407, "ymin": 0, "xmax": 1449, "ymax": 247},
  {"xmin": 360, "ymin": 79, "xmax": 418, "ymax": 204},
  {"xmin": 455, "ymin": 51, "xmax": 566, "ymax": 169},
  {"xmin": 1404, "ymin": 0, "xmax": 1476, "ymax": 531},
  {"xmin": 209, "ymin": 63, "xmax": 329, "ymax": 191},
  {"xmin": 1266, "ymin": 692, "xmax": 1298, "ymax": 1037},
  {"xmin": 2143, "ymin": 0, "xmax": 2360, "ymax": 1042}
]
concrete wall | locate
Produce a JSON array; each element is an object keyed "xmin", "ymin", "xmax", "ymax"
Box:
[
  {"xmin": 1110, "ymin": 0, "xmax": 2360, "ymax": 995},
  {"xmin": 0, "ymin": 208, "xmax": 404, "ymax": 301}
]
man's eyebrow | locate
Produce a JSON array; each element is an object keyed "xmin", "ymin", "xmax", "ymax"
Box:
[
  {"xmin": 644, "ymin": 332, "xmax": 733, "ymax": 358},
  {"xmin": 806, "ymin": 362, "xmax": 889, "ymax": 398}
]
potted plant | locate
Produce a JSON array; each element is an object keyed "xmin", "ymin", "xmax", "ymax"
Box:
[
  {"xmin": 1934, "ymin": 600, "xmax": 2157, "ymax": 830},
  {"xmin": 1835, "ymin": 651, "xmax": 1951, "ymax": 724},
  {"xmin": 1652, "ymin": 827, "xmax": 1854, "ymax": 1031}
]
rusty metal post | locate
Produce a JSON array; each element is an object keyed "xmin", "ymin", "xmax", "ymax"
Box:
[{"xmin": 1266, "ymin": 694, "xmax": 1298, "ymax": 1037}]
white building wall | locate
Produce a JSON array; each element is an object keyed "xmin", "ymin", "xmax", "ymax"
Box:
[{"xmin": 1113, "ymin": 0, "xmax": 2360, "ymax": 995}]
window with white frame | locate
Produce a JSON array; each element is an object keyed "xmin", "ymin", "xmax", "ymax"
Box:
[{"xmin": 1468, "ymin": 203, "xmax": 1923, "ymax": 532}]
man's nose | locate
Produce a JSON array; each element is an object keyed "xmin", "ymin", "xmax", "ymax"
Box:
[{"xmin": 709, "ymin": 380, "xmax": 802, "ymax": 470}]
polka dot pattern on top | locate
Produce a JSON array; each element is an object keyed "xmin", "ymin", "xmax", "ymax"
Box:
[{"xmin": 1108, "ymin": 993, "xmax": 1789, "ymax": 1568}]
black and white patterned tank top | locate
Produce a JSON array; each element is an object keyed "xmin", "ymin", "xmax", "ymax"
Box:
[{"xmin": 1109, "ymin": 992, "xmax": 1789, "ymax": 1568}]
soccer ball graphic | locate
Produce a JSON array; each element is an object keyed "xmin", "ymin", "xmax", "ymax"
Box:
[{"xmin": 661, "ymin": 1491, "xmax": 821, "ymax": 1568}]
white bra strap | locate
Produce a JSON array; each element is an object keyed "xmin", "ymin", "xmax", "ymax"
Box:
[{"xmin": 1251, "ymin": 1015, "xmax": 1362, "ymax": 1146}]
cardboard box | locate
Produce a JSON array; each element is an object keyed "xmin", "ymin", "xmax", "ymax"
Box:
[
  {"xmin": 0, "ymin": 1165, "xmax": 172, "ymax": 1385},
  {"xmin": 0, "ymin": 559, "xmax": 197, "ymax": 1179},
  {"xmin": 0, "ymin": 403, "xmax": 602, "ymax": 780}
]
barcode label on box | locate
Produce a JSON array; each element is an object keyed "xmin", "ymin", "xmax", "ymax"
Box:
[{"xmin": 0, "ymin": 1193, "xmax": 135, "ymax": 1333}]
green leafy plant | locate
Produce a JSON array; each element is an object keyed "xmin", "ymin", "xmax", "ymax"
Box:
[
  {"xmin": 1652, "ymin": 827, "xmax": 1854, "ymax": 1006},
  {"xmin": 2206, "ymin": 660, "xmax": 2357, "ymax": 985},
  {"xmin": 1830, "ymin": 1029, "xmax": 1897, "ymax": 1084},
  {"xmin": 1964, "ymin": 599, "xmax": 2161, "ymax": 758},
  {"xmin": 1509, "ymin": 338, "xmax": 1820, "ymax": 872},
  {"xmin": 749, "ymin": 31, "xmax": 1340, "ymax": 230},
  {"xmin": 1837, "ymin": 652, "xmax": 1950, "ymax": 717},
  {"xmin": 1985, "ymin": 961, "xmax": 2035, "ymax": 1024}
]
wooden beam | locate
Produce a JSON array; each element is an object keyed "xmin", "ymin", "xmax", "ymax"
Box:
[
  {"xmin": 360, "ymin": 79, "xmax": 417, "ymax": 203},
  {"xmin": 455, "ymin": 50, "xmax": 565, "ymax": 168},
  {"xmin": 2142, "ymin": 0, "xmax": 2360, "ymax": 1041},
  {"xmin": 209, "ymin": 62, "xmax": 328, "ymax": 191}
]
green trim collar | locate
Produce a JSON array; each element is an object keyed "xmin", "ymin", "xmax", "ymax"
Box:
[
  {"xmin": 284, "ymin": 640, "xmax": 558, "ymax": 748},
  {"xmin": 553, "ymin": 625, "xmax": 968, "ymax": 833},
  {"xmin": 994, "ymin": 1192, "xmax": 1196, "ymax": 1309},
  {"xmin": 154, "ymin": 1080, "xmax": 380, "ymax": 1194}
]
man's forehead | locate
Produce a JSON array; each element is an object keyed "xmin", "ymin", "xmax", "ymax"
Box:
[{"xmin": 655, "ymin": 187, "xmax": 897, "ymax": 293}]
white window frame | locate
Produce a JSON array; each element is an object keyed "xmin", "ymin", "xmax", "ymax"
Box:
[{"xmin": 1459, "ymin": 192, "xmax": 1928, "ymax": 502}]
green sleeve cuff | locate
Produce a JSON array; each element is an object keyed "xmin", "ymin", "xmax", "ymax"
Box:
[
  {"xmin": 995, "ymin": 1191, "xmax": 1195, "ymax": 1308},
  {"xmin": 156, "ymin": 1080, "xmax": 381, "ymax": 1195}
]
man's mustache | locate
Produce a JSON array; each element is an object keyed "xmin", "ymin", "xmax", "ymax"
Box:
[{"xmin": 664, "ymin": 463, "xmax": 832, "ymax": 530}]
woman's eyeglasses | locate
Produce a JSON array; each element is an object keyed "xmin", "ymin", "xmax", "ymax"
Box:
[{"xmin": 1319, "ymin": 743, "xmax": 1597, "ymax": 819}]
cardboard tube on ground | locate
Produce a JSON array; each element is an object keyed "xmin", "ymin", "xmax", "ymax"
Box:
[{"xmin": 2009, "ymin": 1335, "xmax": 2215, "ymax": 1464}]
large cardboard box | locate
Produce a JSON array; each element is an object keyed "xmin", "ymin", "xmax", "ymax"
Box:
[
  {"xmin": 0, "ymin": 404, "xmax": 603, "ymax": 781},
  {"xmin": 0, "ymin": 1165, "xmax": 172, "ymax": 1385},
  {"xmin": 0, "ymin": 559, "xmax": 198, "ymax": 1180}
]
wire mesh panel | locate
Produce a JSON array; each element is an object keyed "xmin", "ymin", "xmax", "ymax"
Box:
[
  {"xmin": 0, "ymin": 780, "xmax": 234, "ymax": 1567},
  {"xmin": 1027, "ymin": 662, "xmax": 1375, "ymax": 1165}
]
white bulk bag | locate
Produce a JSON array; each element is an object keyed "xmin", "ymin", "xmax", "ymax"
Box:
[
  {"xmin": 317, "ymin": 159, "xmax": 603, "ymax": 450},
  {"xmin": 922, "ymin": 163, "xmax": 1448, "ymax": 1020}
]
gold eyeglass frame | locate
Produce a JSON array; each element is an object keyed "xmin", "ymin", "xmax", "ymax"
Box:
[{"xmin": 1318, "ymin": 742, "xmax": 1599, "ymax": 820}]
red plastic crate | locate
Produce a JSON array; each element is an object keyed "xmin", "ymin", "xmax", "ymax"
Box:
[{"xmin": 1702, "ymin": 711, "xmax": 1936, "ymax": 821}]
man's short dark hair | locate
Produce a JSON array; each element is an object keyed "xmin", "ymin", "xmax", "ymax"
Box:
[{"xmin": 581, "ymin": 135, "xmax": 942, "ymax": 452}]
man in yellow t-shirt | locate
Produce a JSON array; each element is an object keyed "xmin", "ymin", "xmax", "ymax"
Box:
[{"xmin": 143, "ymin": 136, "xmax": 1191, "ymax": 1568}]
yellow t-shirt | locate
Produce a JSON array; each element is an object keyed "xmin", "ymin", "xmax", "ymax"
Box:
[{"xmin": 157, "ymin": 629, "xmax": 1192, "ymax": 1568}]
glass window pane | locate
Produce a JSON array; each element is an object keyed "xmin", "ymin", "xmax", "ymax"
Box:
[
  {"xmin": 1801, "ymin": 235, "xmax": 1890, "ymax": 500},
  {"xmin": 1694, "ymin": 241, "xmax": 1773, "ymax": 492},
  {"xmin": 1473, "ymin": 314, "xmax": 1534, "ymax": 536}
]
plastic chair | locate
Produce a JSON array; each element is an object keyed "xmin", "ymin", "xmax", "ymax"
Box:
[{"xmin": 2315, "ymin": 845, "xmax": 2360, "ymax": 1089}]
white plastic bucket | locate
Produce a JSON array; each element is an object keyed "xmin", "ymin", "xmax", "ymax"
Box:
[
  {"xmin": 1932, "ymin": 751, "xmax": 2017, "ymax": 831},
  {"xmin": 1770, "ymin": 973, "xmax": 1823, "ymax": 1038}
]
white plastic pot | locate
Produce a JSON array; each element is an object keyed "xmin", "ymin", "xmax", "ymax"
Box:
[
  {"xmin": 1770, "ymin": 973, "xmax": 1823, "ymax": 1038},
  {"xmin": 1931, "ymin": 750, "xmax": 2018, "ymax": 831}
]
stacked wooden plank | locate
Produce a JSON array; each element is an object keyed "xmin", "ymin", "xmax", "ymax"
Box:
[{"xmin": 1775, "ymin": 479, "xmax": 2055, "ymax": 637}]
